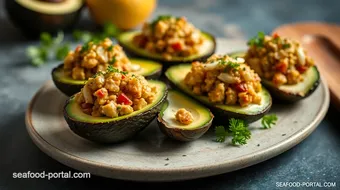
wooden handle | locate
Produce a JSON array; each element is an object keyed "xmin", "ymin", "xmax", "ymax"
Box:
[{"xmin": 273, "ymin": 22, "xmax": 340, "ymax": 108}]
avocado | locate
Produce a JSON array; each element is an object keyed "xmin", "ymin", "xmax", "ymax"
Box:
[
  {"xmin": 52, "ymin": 58, "xmax": 163, "ymax": 96},
  {"xmin": 165, "ymin": 64, "xmax": 272, "ymax": 123},
  {"xmin": 63, "ymin": 80, "xmax": 168, "ymax": 143},
  {"xmin": 117, "ymin": 31, "xmax": 216, "ymax": 65},
  {"xmin": 5, "ymin": 0, "xmax": 84, "ymax": 38},
  {"xmin": 230, "ymin": 52, "xmax": 320, "ymax": 102},
  {"xmin": 157, "ymin": 90, "xmax": 214, "ymax": 141}
]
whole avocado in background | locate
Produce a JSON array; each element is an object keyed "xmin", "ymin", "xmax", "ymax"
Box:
[
  {"xmin": 5, "ymin": 0, "xmax": 84, "ymax": 39},
  {"xmin": 86, "ymin": 0, "xmax": 157, "ymax": 30}
]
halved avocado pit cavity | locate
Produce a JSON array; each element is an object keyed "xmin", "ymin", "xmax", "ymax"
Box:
[
  {"xmin": 157, "ymin": 90, "xmax": 213, "ymax": 141},
  {"xmin": 161, "ymin": 92, "xmax": 205, "ymax": 130}
]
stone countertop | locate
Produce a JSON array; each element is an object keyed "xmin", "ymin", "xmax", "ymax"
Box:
[{"xmin": 1, "ymin": 0, "xmax": 340, "ymax": 189}]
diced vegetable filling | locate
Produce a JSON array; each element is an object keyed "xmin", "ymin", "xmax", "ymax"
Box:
[
  {"xmin": 245, "ymin": 32, "xmax": 314, "ymax": 86},
  {"xmin": 132, "ymin": 15, "xmax": 204, "ymax": 60},
  {"xmin": 184, "ymin": 55, "xmax": 262, "ymax": 107},
  {"xmin": 63, "ymin": 38, "xmax": 141, "ymax": 80},
  {"xmin": 175, "ymin": 108, "xmax": 194, "ymax": 125},
  {"xmin": 75, "ymin": 66, "xmax": 157, "ymax": 118}
]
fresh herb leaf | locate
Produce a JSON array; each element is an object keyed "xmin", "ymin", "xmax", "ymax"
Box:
[
  {"xmin": 107, "ymin": 65, "xmax": 118, "ymax": 73},
  {"xmin": 109, "ymin": 56, "xmax": 117, "ymax": 64},
  {"xmin": 261, "ymin": 114, "xmax": 278, "ymax": 129},
  {"xmin": 27, "ymin": 31, "xmax": 69, "ymax": 66},
  {"xmin": 55, "ymin": 43, "xmax": 70, "ymax": 60},
  {"xmin": 92, "ymin": 71, "xmax": 104, "ymax": 78},
  {"xmin": 215, "ymin": 126, "xmax": 228, "ymax": 142},
  {"xmin": 120, "ymin": 71, "xmax": 128, "ymax": 75},
  {"xmin": 73, "ymin": 30, "xmax": 93, "ymax": 43},
  {"xmin": 107, "ymin": 45, "xmax": 113, "ymax": 51},
  {"xmin": 27, "ymin": 46, "xmax": 48, "ymax": 66},
  {"xmin": 103, "ymin": 22, "xmax": 120, "ymax": 37},
  {"xmin": 80, "ymin": 43, "xmax": 90, "ymax": 54},
  {"xmin": 40, "ymin": 32, "xmax": 53, "ymax": 47},
  {"xmin": 229, "ymin": 118, "xmax": 251, "ymax": 145},
  {"xmin": 282, "ymin": 43, "xmax": 291, "ymax": 49},
  {"xmin": 247, "ymin": 31, "xmax": 265, "ymax": 47},
  {"xmin": 53, "ymin": 31, "xmax": 64, "ymax": 45},
  {"xmin": 227, "ymin": 61, "xmax": 240, "ymax": 69}
]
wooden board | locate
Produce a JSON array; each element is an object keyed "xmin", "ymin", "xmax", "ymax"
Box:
[{"xmin": 273, "ymin": 22, "xmax": 340, "ymax": 108}]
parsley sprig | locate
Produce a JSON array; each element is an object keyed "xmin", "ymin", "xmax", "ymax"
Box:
[
  {"xmin": 215, "ymin": 114, "xmax": 278, "ymax": 145},
  {"xmin": 26, "ymin": 31, "xmax": 70, "ymax": 66},
  {"xmin": 247, "ymin": 31, "xmax": 265, "ymax": 47},
  {"xmin": 261, "ymin": 114, "xmax": 278, "ymax": 129},
  {"xmin": 215, "ymin": 118, "xmax": 251, "ymax": 145}
]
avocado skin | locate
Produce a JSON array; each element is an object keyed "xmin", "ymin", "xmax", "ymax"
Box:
[
  {"xmin": 262, "ymin": 72, "xmax": 320, "ymax": 102},
  {"xmin": 118, "ymin": 33, "xmax": 216, "ymax": 67},
  {"xmin": 5, "ymin": 0, "xmax": 83, "ymax": 39},
  {"xmin": 157, "ymin": 112, "xmax": 213, "ymax": 142},
  {"xmin": 52, "ymin": 63, "xmax": 163, "ymax": 97},
  {"xmin": 51, "ymin": 64, "xmax": 84, "ymax": 97},
  {"xmin": 166, "ymin": 80, "xmax": 272, "ymax": 123},
  {"xmin": 229, "ymin": 52, "xmax": 321, "ymax": 102},
  {"xmin": 63, "ymin": 89, "xmax": 168, "ymax": 143}
]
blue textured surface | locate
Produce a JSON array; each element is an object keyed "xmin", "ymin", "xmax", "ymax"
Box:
[{"xmin": 1, "ymin": 0, "xmax": 340, "ymax": 189}]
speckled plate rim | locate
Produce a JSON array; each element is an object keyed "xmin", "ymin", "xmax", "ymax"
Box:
[{"xmin": 25, "ymin": 49, "xmax": 330, "ymax": 182}]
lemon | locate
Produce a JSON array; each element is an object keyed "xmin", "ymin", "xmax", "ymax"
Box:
[{"xmin": 86, "ymin": 0, "xmax": 157, "ymax": 30}]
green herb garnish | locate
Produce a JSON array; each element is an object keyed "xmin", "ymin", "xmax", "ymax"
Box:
[
  {"xmin": 215, "ymin": 118, "xmax": 251, "ymax": 145},
  {"xmin": 109, "ymin": 56, "xmax": 117, "ymax": 64},
  {"xmin": 26, "ymin": 31, "xmax": 69, "ymax": 66},
  {"xmin": 282, "ymin": 43, "xmax": 291, "ymax": 49},
  {"xmin": 247, "ymin": 31, "xmax": 265, "ymax": 47},
  {"xmin": 107, "ymin": 45, "xmax": 114, "ymax": 51},
  {"xmin": 91, "ymin": 71, "xmax": 104, "ymax": 78},
  {"xmin": 215, "ymin": 126, "xmax": 228, "ymax": 142},
  {"xmin": 261, "ymin": 114, "xmax": 278, "ymax": 129},
  {"xmin": 80, "ymin": 42, "xmax": 90, "ymax": 54},
  {"xmin": 106, "ymin": 65, "xmax": 128, "ymax": 75},
  {"xmin": 55, "ymin": 43, "xmax": 70, "ymax": 60}
]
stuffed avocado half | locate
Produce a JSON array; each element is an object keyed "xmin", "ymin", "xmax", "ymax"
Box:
[
  {"xmin": 165, "ymin": 59, "xmax": 272, "ymax": 123},
  {"xmin": 52, "ymin": 58, "xmax": 162, "ymax": 96},
  {"xmin": 117, "ymin": 15, "xmax": 216, "ymax": 64},
  {"xmin": 51, "ymin": 39, "xmax": 162, "ymax": 96},
  {"xmin": 64, "ymin": 80, "xmax": 168, "ymax": 143},
  {"xmin": 230, "ymin": 51, "xmax": 320, "ymax": 102},
  {"xmin": 157, "ymin": 90, "xmax": 214, "ymax": 141}
]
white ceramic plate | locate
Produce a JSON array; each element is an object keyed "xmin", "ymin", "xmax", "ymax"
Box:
[{"xmin": 25, "ymin": 39, "xmax": 329, "ymax": 181}]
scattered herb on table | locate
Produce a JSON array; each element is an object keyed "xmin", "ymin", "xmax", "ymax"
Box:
[
  {"xmin": 215, "ymin": 114, "xmax": 278, "ymax": 145},
  {"xmin": 261, "ymin": 114, "xmax": 278, "ymax": 129},
  {"xmin": 26, "ymin": 31, "xmax": 70, "ymax": 66},
  {"xmin": 215, "ymin": 118, "xmax": 251, "ymax": 145}
]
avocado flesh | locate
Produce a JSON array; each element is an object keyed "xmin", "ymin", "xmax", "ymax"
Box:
[
  {"xmin": 64, "ymin": 80, "xmax": 168, "ymax": 143},
  {"xmin": 157, "ymin": 90, "xmax": 213, "ymax": 141},
  {"xmin": 165, "ymin": 64, "xmax": 272, "ymax": 123},
  {"xmin": 15, "ymin": 0, "xmax": 83, "ymax": 14},
  {"xmin": 229, "ymin": 52, "xmax": 320, "ymax": 101},
  {"xmin": 52, "ymin": 58, "xmax": 162, "ymax": 96},
  {"xmin": 117, "ymin": 31, "xmax": 216, "ymax": 64}
]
